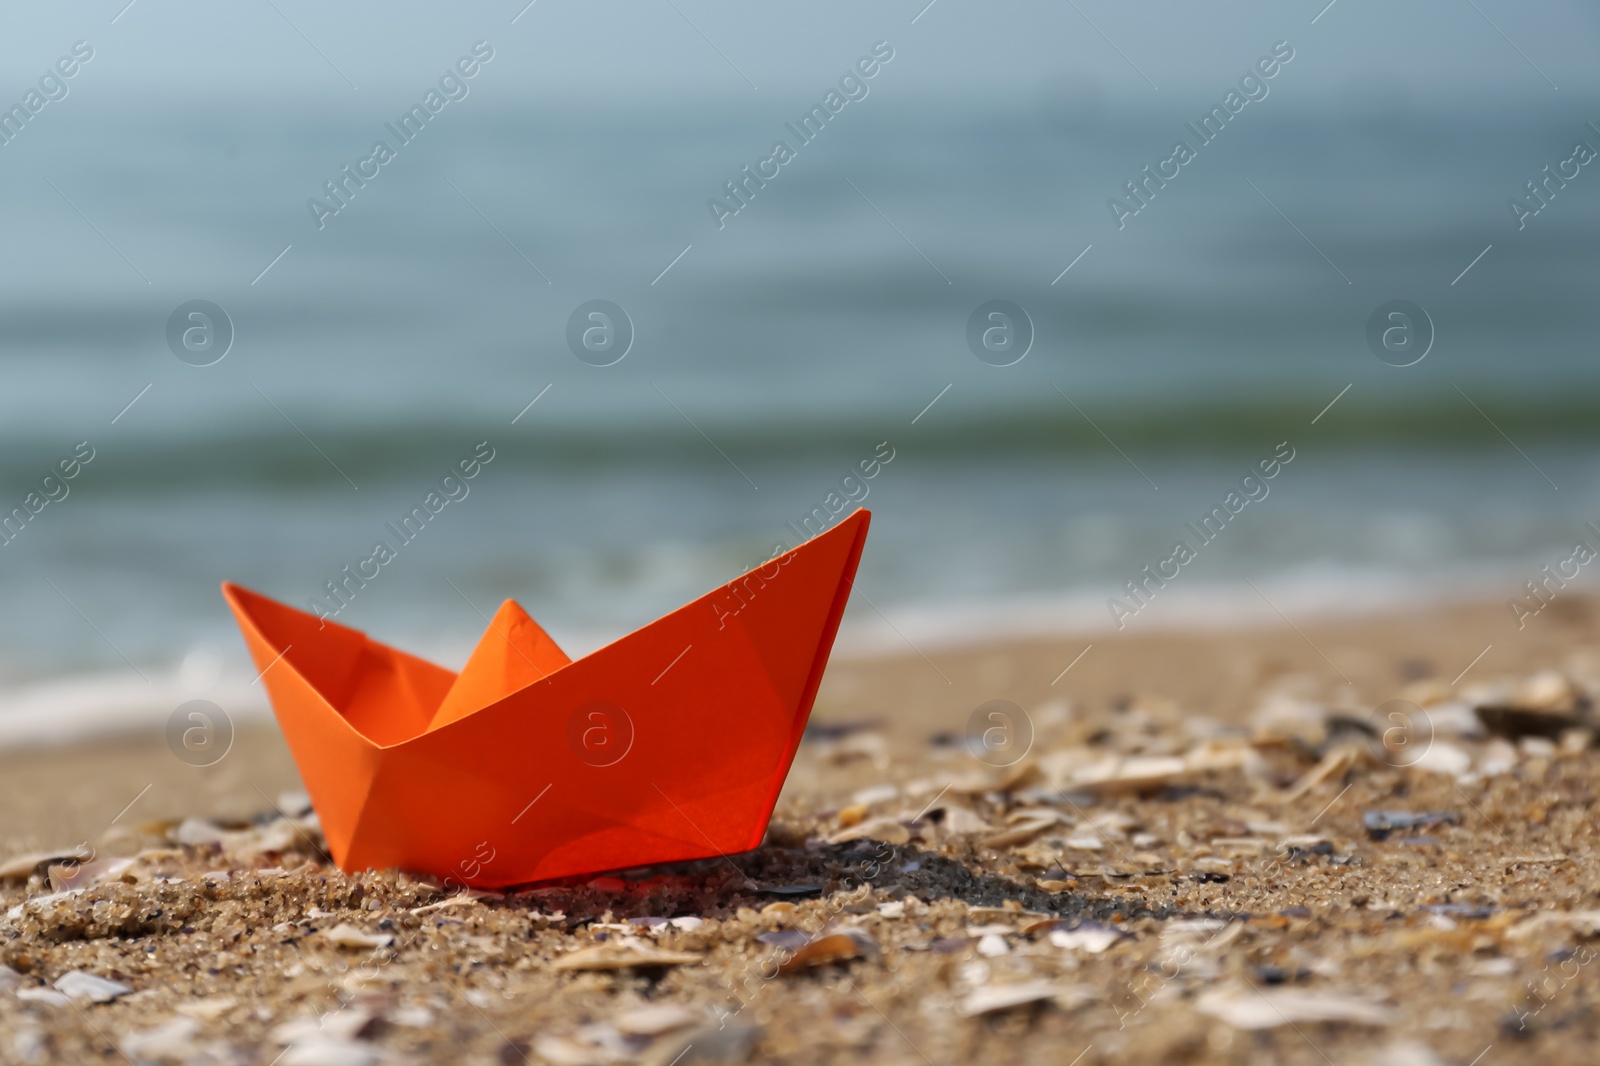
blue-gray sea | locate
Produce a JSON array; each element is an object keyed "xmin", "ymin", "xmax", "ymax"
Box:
[{"xmin": 1, "ymin": 89, "xmax": 1597, "ymax": 737}]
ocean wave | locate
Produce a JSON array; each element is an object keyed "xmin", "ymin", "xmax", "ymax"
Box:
[{"xmin": 0, "ymin": 390, "xmax": 1591, "ymax": 492}]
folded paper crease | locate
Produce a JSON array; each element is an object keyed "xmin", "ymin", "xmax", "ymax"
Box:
[{"xmin": 222, "ymin": 508, "xmax": 869, "ymax": 886}]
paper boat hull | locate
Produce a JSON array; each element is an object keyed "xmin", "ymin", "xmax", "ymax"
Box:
[{"xmin": 223, "ymin": 510, "xmax": 869, "ymax": 886}]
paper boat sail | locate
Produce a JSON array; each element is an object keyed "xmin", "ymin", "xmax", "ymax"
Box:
[{"xmin": 222, "ymin": 509, "xmax": 870, "ymax": 887}]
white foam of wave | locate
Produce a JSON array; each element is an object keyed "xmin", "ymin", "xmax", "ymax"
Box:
[
  {"xmin": 833, "ymin": 563, "xmax": 1513, "ymax": 658},
  {"xmin": 0, "ymin": 563, "xmax": 1517, "ymax": 752},
  {"xmin": 0, "ymin": 670, "xmax": 269, "ymax": 751}
]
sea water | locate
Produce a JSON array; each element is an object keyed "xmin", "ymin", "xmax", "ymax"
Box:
[{"xmin": 0, "ymin": 94, "xmax": 1596, "ymax": 741}]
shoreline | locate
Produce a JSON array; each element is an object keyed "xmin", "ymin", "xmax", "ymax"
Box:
[
  {"xmin": 0, "ymin": 573, "xmax": 1542, "ymax": 754},
  {"xmin": 2, "ymin": 593, "xmax": 1586, "ymax": 849}
]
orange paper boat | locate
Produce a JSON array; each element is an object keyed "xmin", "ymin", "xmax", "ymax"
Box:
[{"xmin": 222, "ymin": 509, "xmax": 870, "ymax": 888}]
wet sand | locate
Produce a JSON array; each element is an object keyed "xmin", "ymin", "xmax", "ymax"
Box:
[{"xmin": 5, "ymin": 595, "xmax": 1600, "ymax": 1064}]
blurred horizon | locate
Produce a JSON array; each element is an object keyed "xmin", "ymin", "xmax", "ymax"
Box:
[{"xmin": 3, "ymin": 0, "xmax": 1598, "ymax": 98}]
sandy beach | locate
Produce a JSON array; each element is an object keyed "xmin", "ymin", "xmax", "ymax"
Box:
[{"xmin": 5, "ymin": 596, "xmax": 1600, "ymax": 1065}]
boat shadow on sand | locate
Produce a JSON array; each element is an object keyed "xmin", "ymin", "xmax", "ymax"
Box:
[{"xmin": 461, "ymin": 838, "xmax": 1182, "ymax": 929}]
